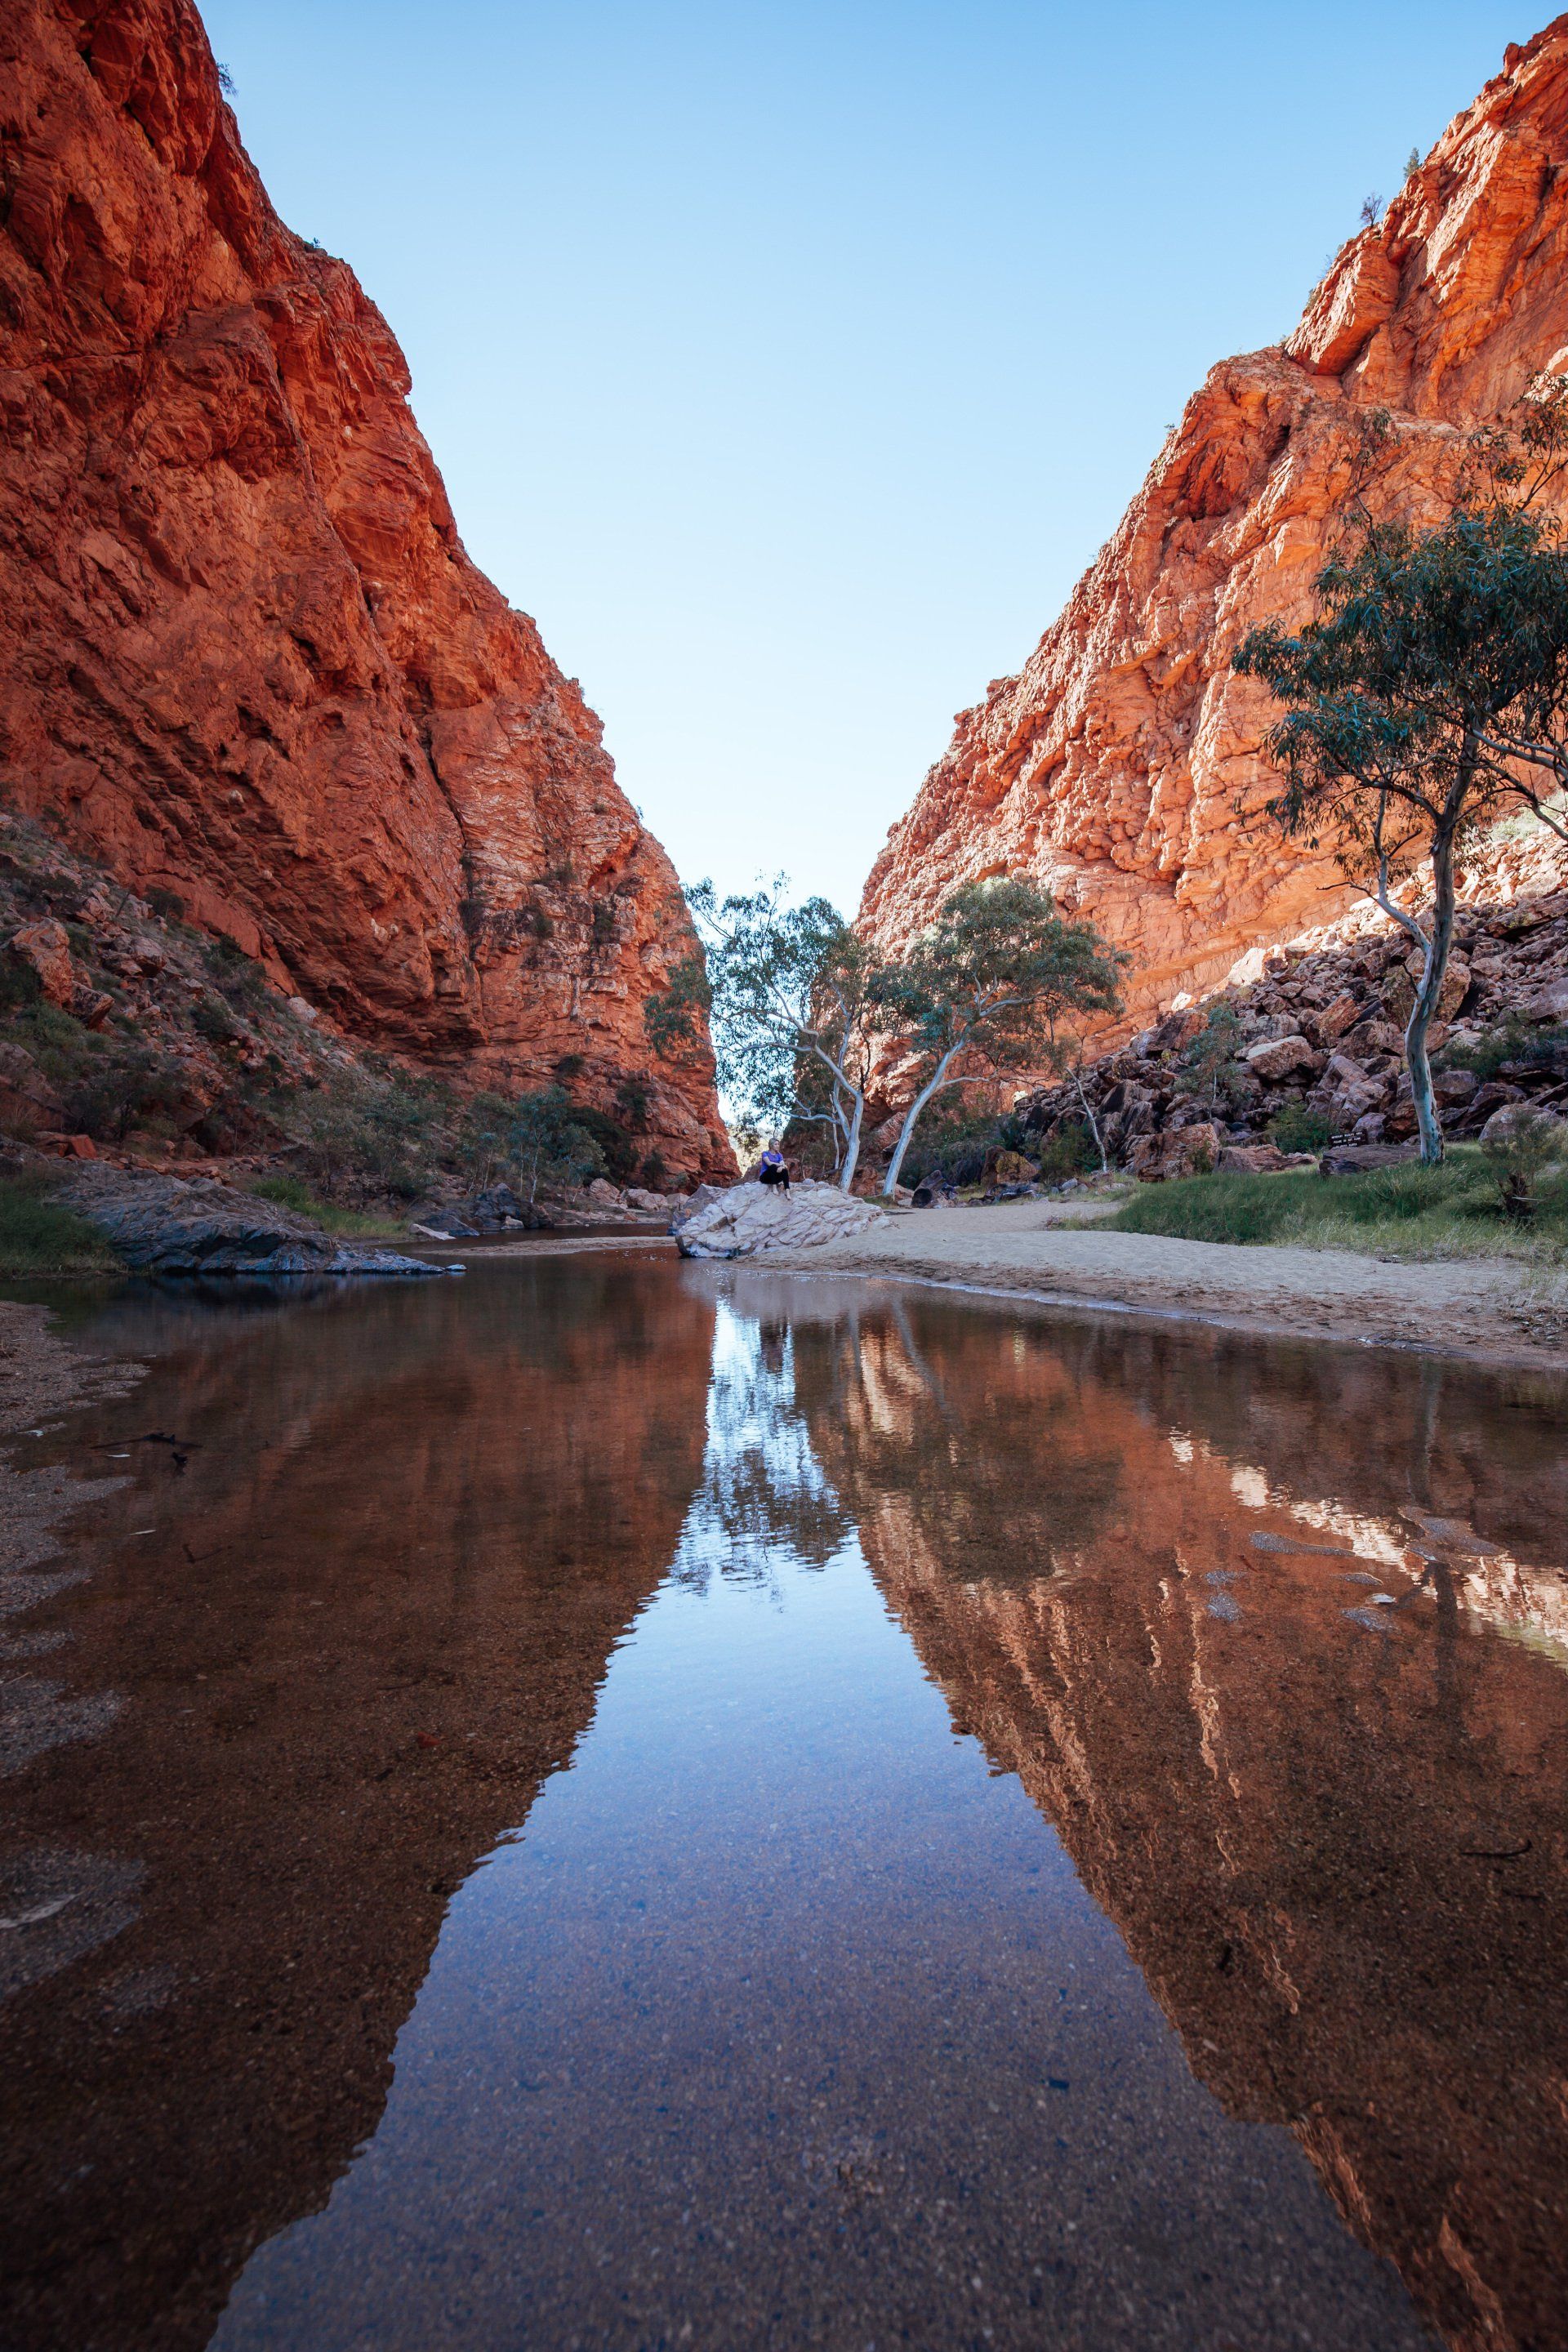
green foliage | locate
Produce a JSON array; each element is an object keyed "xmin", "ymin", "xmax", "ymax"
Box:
[
  {"xmin": 1441, "ymin": 1018, "xmax": 1568, "ymax": 1080},
  {"xmin": 1033, "ymin": 1123, "xmax": 1097, "ymax": 1181},
  {"xmin": 144, "ymin": 887, "xmax": 186, "ymax": 922},
  {"xmin": 0, "ymin": 1173, "xmax": 124, "ymax": 1277},
  {"xmin": 1108, "ymin": 1149, "xmax": 1568, "ymax": 1260},
  {"xmin": 510, "ymin": 1086, "xmax": 605, "ymax": 1204},
  {"xmin": 64, "ymin": 1044, "xmax": 187, "ymax": 1143},
  {"xmin": 613, "ymin": 1075, "xmax": 652, "ymax": 1130},
  {"xmin": 0, "ymin": 956, "xmax": 42, "ymax": 1014},
  {"xmin": 205, "ymin": 935, "xmax": 268, "ymax": 1009},
  {"xmin": 568, "ymin": 1103, "xmax": 639, "ymax": 1185},
  {"xmin": 1480, "ymin": 1110, "xmax": 1566, "ymax": 1221},
  {"xmin": 639, "ymin": 1149, "xmax": 669, "ymax": 1192},
  {"xmin": 651, "ymin": 878, "xmax": 878, "ymax": 1183},
  {"xmin": 878, "ymin": 878, "xmax": 1125, "ymax": 1194},
  {"xmin": 280, "ymin": 1076, "xmax": 443, "ymax": 1201},
  {"xmin": 247, "ymin": 1172, "xmax": 399, "ymax": 1236},
  {"xmin": 192, "ymin": 996, "xmax": 240, "ymax": 1045},
  {"xmin": 1172, "ymin": 1004, "xmax": 1247, "ymax": 1114},
  {"xmin": 1232, "ymin": 378, "xmax": 1568, "ymax": 1164},
  {"xmin": 1266, "ymin": 1101, "xmax": 1334, "ymax": 1153}
]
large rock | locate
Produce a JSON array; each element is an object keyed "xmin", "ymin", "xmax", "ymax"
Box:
[
  {"xmin": 63, "ymin": 1168, "xmax": 448, "ymax": 1277},
  {"xmin": 858, "ymin": 24, "xmax": 1568, "ymax": 1033},
  {"xmin": 1244, "ymin": 1035, "xmax": 1321, "ymax": 1083},
  {"xmin": 675, "ymin": 1180, "xmax": 889, "ymax": 1260},
  {"xmin": 0, "ymin": 0, "xmax": 733, "ymax": 1188},
  {"xmin": 8, "ymin": 920, "xmax": 75, "ymax": 1009},
  {"xmin": 1478, "ymin": 1102, "xmax": 1568, "ymax": 1152}
]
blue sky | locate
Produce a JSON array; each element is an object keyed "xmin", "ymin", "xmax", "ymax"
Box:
[{"xmin": 202, "ymin": 1, "xmax": 1526, "ymax": 915}]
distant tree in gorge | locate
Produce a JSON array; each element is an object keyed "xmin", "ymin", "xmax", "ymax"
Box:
[
  {"xmin": 1172, "ymin": 1002, "xmax": 1247, "ymax": 1119},
  {"xmin": 509, "ymin": 1086, "xmax": 605, "ymax": 1207},
  {"xmin": 645, "ymin": 879, "xmax": 882, "ymax": 1192},
  {"xmin": 1233, "ymin": 378, "xmax": 1568, "ymax": 1165},
  {"xmin": 875, "ymin": 879, "xmax": 1125, "ymax": 1198}
]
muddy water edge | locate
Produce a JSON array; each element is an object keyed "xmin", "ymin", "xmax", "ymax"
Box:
[{"xmin": 0, "ymin": 1256, "xmax": 1565, "ymax": 2352}]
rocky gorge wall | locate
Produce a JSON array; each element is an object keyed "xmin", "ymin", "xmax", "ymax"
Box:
[
  {"xmin": 0, "ymin": 0, "xmax": 732, "ymax": 1181},
  {"xmin": 858, "ymin": 20, "xmax": 1568, "ymax": 1034}
]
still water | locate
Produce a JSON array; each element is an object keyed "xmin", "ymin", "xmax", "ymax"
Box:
[{"xmin": 2, "ymin": 1257, "xmax": 1566, "ymax": 2351}]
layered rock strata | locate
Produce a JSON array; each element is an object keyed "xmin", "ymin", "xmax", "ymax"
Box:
[
  {"xmin": 858, "ymin": 22, "xmax": 1568, "ymax": 1032},
  {"xmin": 0, "ymin": 0, "xmax": 731, "ymax": 1180}
]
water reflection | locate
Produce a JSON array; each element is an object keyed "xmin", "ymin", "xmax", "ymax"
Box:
[
  {"xmin": 0, "ymin": 1263, "xmax": 1563, "ymax": 2351},
  {"xmin": 0, "ymin": 1264, "xmax": 716, "ymax": 2352},
  {"xmin": 775, "ymin": 1279, "xmax": 1568, "ymax": 2352}
]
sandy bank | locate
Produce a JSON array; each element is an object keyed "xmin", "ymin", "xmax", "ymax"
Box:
[{"xmin": 764, "ymin": 1199, "xmax": 1568, "ymax": 1371}]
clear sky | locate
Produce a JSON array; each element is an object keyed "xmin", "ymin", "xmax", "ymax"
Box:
[{"xmin": 202, "ymin": 0, "xmax": 1526, "ymax": 916}]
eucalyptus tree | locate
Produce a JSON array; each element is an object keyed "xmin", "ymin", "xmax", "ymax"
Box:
[
  {"xmin": 1234, "ymin": 512, "xmax": 1568, "ymax": 1160},
  {"xmin": 875, "ymin": 878, "xmax": 1125, "ymax": 1197},
  {"xmin": 645, "ymin": 877, "xmax": 881, "ymax": 1191}
]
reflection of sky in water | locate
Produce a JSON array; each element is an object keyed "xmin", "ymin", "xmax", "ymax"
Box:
[
  {"xmin": 673, "ymin": 1299, "xmax": 849, "ymax": 1589},
  {"xmin": 210, "ymin": 1287, "xmax": 1438, "ymax": 2352}
]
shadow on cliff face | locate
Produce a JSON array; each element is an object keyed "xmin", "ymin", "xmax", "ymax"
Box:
[
  {"xmin": 0, "ymin": 1262, "xmax": 715, "ymax": 2352},
  {"xmin": 764, "ymin": 1281, "xmax": 1568, "ymax": 2352}
]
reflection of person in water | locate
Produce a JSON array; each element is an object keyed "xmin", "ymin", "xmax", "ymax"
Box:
[{"xmin": 758, "ymin": 1144, "xmax": 791, "ymax": 1192}]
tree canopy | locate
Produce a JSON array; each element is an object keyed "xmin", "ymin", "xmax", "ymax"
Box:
[
  {"xmin": 875, "ymin": 878, "xmax": 1125, "ymax": 1196},
  {"xmin": 1233, "ymin": 384, "xmax": 1568, "ymax": 1163},
  {"xmin": 645, "ymin": 878, "xmax": 881, "ymax": 1189}
]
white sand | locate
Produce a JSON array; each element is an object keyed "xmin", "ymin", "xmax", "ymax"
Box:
[{"xmin": 763, "ymin": 1197, "xmax": 1568, "ymax": 1368}]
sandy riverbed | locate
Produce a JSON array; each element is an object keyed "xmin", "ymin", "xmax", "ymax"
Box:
[{"xmin": 764, "ymin": 1197, "xmax": 1568, "ymax": 1370}]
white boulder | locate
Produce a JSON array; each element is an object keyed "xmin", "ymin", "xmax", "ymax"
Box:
[{"xmin": 675, "ymin": 1179, "xmax": 888, "ymax": 1260}]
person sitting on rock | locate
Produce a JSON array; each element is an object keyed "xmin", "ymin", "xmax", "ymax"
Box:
[{"xmin": 758, "ymin": 1144, "xmax": 791, "ymax": 1192}]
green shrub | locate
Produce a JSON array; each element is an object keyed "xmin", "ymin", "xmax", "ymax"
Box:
[
  {"xmin": 0, "ymin": 1174, "xmax": 123, "ymax": 1276},
  {"xmin": 1266, "ymin": 1102, "xmax": 1333, "ymax": 1153},
  {"xmin": 64, "ymin": 1044, "xmax": 187, "ymax": 1143},
  {"xmin": 1107, "ymin": 1148, "xmax": 1567, "ymax": 1260},
  {"xmin": 1441, "ymin": 1018, "xmax": 1568, "ymax": 1080},
  {"xmin": 247, "ymin": 1172, "xmax": 398, "ymax": 1236},
  {"xmin": 567, "ymin": 1103, "xmax": 638, "ymax": 1184},
  {"xmin": 1035, "ymin": 1123, "xmax": 1096, "ymax": 1181}
]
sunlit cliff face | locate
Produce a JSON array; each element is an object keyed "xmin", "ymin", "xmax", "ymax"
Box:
[
  {"xmin": 782, "ymin": 1290, "xmax": 1568, "ymax": 2352},
  {"xmin": 0, "ymin": 1266, "xmax": 717, "ymax": 2352}
]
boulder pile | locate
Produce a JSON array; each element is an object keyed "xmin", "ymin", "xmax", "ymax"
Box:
[
  {"xmin": 1018, "ymin": 894, "xmax": 1568, "ymax": 1177},
  {"xmin": 674, "ymin": 1181, "xmax": 888, "ymax": 1261}
]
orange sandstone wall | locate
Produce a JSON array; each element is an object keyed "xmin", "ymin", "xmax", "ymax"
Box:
[
  {"xmin": 858, "ymin": 21, "xmax": 1568, "ymax": 1031},
  {"xmin": 0, "ymin": 0, "xmax": 733, "ymax": 1178}
]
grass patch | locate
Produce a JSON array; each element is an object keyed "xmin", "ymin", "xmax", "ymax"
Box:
[
  {"xmin": 1106, "ymin": 1147, "xmax": 1568, "ymax": 1263},
  {"xmin": 247, "ymin": 1173, "xmax": 402, "ymax": 1237},
  {"xmin": 0, "ymin": 1174, "xmax": 125, "ymax": 1277}
]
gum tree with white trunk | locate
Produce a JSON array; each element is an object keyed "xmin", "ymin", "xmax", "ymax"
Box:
[{"xmin": 875, "ymin": 879, "xmax": 1125, "ymax": 1198}]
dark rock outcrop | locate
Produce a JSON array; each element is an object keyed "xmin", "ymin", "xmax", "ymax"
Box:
[{"xmin": 63, "ymin": 1165, "xmax": 446, "ymax": 1275}]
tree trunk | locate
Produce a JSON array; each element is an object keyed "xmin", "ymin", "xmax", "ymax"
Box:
[
  {"xmin": 838, "ymin": 1086, "xmax": 866, "ymax": 1193},
  {"xmin": 882, "ymin": 1052, "xmax": 960, "ymax": 1196},
  {"xmin": 1406, "ymin": 829, "xmax": 1457, "ymax": 1168}
]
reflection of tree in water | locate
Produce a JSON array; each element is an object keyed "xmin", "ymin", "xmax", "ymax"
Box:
[
  {"xmin": 673, "ymin": 1303, "xmax": 851, "ymax": 1589},
  {"xmin": 789, "ymin": 1298, "xmax": 1123, "ymax": 1587}
]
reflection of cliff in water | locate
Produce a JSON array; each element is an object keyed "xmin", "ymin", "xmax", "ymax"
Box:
[
  {"xmin": 789, "ymin": 1288, "xmax": 1568, "ymax": 2352},
  {"xmin": 0, "ymin": 1263, "xmax": 715, "ymax": 2352}
]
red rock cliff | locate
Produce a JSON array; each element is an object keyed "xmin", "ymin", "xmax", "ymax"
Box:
[
  {"xmin": 0, "ymin": 0, "xmax": 733, "ymax": 1179},
  {"xmin": 858, "ymin": 21, "xmax": 1568, "ymax": 1030}
]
